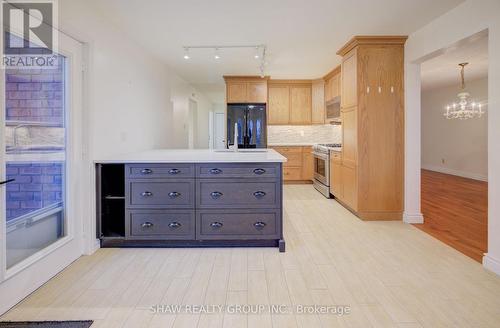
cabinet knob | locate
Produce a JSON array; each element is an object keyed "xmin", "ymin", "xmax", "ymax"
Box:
[
  {"xmin": 210, "ymin": 222, "xmax": 223, "ymax": 229},
  {"xmin": 141, "ymin": 191, "xmax": 153, "ymax": 197},
  {"xmin": 169, "ymin": 168, "xmax": 181, "ymax": 175},
  {"xmin": 168, "ymin": 222, "xmax": 181, "ymax": 229},
  {"xmin": 209, "ymin": 168, "xmax": 222, "ymax": 175},
  {"xmin": 253, "ymin": 191, "xmax": 267, "ymax": 198},
  {"xmin": 254, "ymin": 221, "xmax": 267, "ymax": 230},
  {"xmin": 140, "ymin": 168, "xmax": 153, "ymax": 175},
  {"xmin": 253, "ymin": 168, "xmax": 266, "ymax": 175},
  {"xmin": 141, "ymin": 222, "xmax": 154, "ymax": 228},
  {"xmin": 168, "ymin": 191, "xmax": 181, "ymax": 198},
  {"xmin": 211, "ymin": 191, "xmax": 223, "ymax": 199}
]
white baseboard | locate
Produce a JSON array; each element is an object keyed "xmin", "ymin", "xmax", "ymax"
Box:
[
  {"xmin": 483, "ymin": 254, "xmax": 500, "ymax": 276},
  {"xmin": 403, "ymin": 212, "xmax": 424, "ymax": 224},
  {"xmin": 421, "ymin": 164, "xmax": 488, "ymax": 181}
]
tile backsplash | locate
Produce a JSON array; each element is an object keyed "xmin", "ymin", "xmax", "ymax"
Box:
[{"xmin": 268, "ymin": 124, "xmax": 341, "ymax": 144}]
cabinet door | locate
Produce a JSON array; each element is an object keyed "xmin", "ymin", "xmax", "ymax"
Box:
[
  {"xmin": 227, "ymin": 82, "xmax": 247, "ymax": 103},
  {"xmin": 301, "ymin": 147, "xmax": 314, "ymax": 180},
  {"xmin": 311, "ymin": 80, "xmax": 325, "ymax": 124},
  {"xmin": 341, "ymin": 50, "xmax": 357, "ymax": 108},
  {"xmin": 330, "ymin": 154, "xmax": 343, "ymax": 198},
  {"xmin": 247, "ymin": 82, "xmax": 267, "ymax": 103},
  {"xmin": 341, "ymin": 107, "xmax": 357, "ymax": 168},
  {"xmin": 341, "ymin": 164, "xmax": 357, "ymax": 210},
  {"xmin": 324, "ymin": 78, "xmax": 332, "ymax": 102},
  {"xmin": 268, "ymin": 85, "xmax": 290, "ymax": 124},
  {"xmin": 290, "ymin": 85, "xmax": 312, "ymax": 124},
  {"xmin": 331, "ymin": 74, "xmax": 340, "ymax": 98}
]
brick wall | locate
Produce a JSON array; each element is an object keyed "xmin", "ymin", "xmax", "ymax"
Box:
[
  {"xmin": 6, "ymin": 163, "xmax": 64, "ymax": 221},
  {"xmin": 6, "ymin": 57, "xmax": 64, "ymax": 125}
]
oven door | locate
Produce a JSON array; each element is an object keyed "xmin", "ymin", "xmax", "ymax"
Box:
[{"xmin": 313, "ymin": 152, "xmax": 329, "ymax": 186}]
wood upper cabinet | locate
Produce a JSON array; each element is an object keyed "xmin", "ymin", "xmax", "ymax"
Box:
[
  {"xmin": 268, "ymin": 85, "xmax": 290, "ymax": 125},
  {"xmin": 224, "ymin": 76, "xmax": 268, "ymax": 104},
  {"xmin": 290, "ymin": 85, "xmax": 312, "ymax": 124},
  {"xmin": 323, "ymin": 66, "xmax": 341, "ymax": 103},
  {"xmin": 247, "ymin": 82, "xmax": 267, "ymax": 103},
  {"xmin": 311, "ymin": 79, "xmax": 325, "ymax": 124},
  {"xmin": 227, "ymin": 82, "xmax": 247, "ymax": 103},
  {"xmin": 267, "ymin": 81, "xmax": 312, "ymax": 125},
  {"xmin": 340, "ymin": 50, "xmax": 357, "ymax": 108}
]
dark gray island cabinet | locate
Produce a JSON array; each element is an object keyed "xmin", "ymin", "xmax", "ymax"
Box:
[{"xmin": 96, "ymin": 152, "xmax": 286, "ymax": 252}]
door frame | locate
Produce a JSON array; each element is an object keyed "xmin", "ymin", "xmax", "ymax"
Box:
[{"xmin": 0, "ymin": 31, "xmax": 85, "ymax": 314}]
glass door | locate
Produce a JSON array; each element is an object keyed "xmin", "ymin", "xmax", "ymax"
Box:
[{"xmin": 0, "ymin": 31, "xmax": 84, "ymax": 314}]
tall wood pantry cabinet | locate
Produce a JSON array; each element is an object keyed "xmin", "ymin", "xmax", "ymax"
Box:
[{"xmin": 336, "ymin": 36, "xmax": 407, "ymax": 220}]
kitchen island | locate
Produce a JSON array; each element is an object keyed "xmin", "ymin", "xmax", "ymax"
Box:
[{"xmin": 96, "ymin": 149, "xmax": 287, "ymax": 252}]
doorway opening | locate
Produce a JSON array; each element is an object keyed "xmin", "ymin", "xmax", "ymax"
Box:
[{"xmin": 415, "ymin": 31, "xmax": 488, "ymax": 262}]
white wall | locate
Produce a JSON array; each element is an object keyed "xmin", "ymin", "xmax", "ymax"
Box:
[
  {"xmin": 405, "ymin": 0, "xmax": 500, "ymax": 275},
  {"xmin": 59, "ymin": 0, "xmax": 213, "ymax": 156},
  {"xmin": 421, "ymin": 78, "xmax": 488, "ymax": 181}
]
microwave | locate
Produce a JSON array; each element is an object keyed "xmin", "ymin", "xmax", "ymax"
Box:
[{"xmin": 325, "ymin": 96, "xmax": 341, "ymax": 122}]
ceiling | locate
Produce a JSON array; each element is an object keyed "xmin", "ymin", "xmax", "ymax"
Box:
[
  {"xmin": 420, "ymin": 33, "xmax": 488, "ymax": 91},
  {"xmin": 88, "ymin": 0, "xmax": 464, "ymax": 102}
]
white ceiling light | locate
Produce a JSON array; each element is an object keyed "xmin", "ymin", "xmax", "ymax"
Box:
[
  {"xmin": 254, "ymin": 46, "xmax": 261, "ymax": 59},
  {"xmin": 183, "ymin": 47, "xmax": 190, "ymax": 60},
  {"xmin": 444, "ymin": 62, "xmax": 486, "ymax": 120}
]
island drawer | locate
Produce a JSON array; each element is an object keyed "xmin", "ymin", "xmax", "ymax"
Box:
[
  {"xmin": 127, "ymin": 210, "xmax": 195, "ymax": 239},
  {"xmin": 197, "ymin": 180, "xmax": 280, "ymax": 208},
  {"xmin": 196, "ymin": 210, "xmax": 280, "ymax": 240},
  {"xmin": 126, "ymin": 180, "xmax": 195, "ymax": 208},
  {"xmin": 126, "ymin": 164, "xmax": 195, "ymax": 179},
  {"xmin": 196, "ymin": 163, "xmax": 280, "ymax": 179}
]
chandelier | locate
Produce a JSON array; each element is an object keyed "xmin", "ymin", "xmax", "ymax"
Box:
[{"xmin": 444, "ymin": 62, "xmax": 485, "ymax": 120}]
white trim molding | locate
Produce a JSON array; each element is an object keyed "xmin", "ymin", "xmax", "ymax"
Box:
[
  {"xmin": 403, "ymin": 212, "xmax": 424, "ymax": 224},
  {"xmin": 483, "ymin": 253, "xmax": 500, "ymax": 276},
  {"xmin": 422, "ymin": 164, "xmax": 488, "ymax": 182}
]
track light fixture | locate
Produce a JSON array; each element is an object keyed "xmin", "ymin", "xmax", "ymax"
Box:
[{"xmin": 182, "ymin": 44, "xmax": 267, "ymax": 76}]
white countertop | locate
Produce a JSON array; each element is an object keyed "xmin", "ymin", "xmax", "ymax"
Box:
[
  {"xmin": 95, "ymin": 149, "xmax": 287, "ymax": 163},
  {"xmin": 268, "ymin": 142, "xmax": 316, "ymax": 147}
]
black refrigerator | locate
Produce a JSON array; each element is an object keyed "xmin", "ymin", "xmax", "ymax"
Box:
[{"xmin": 227, "ymin": 104, "xmax": 267, "ymax": 148}]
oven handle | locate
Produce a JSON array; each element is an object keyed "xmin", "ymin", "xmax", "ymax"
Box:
[{"xmin": 312, "ymin": 152, "xmax": 329, "ymax": 160}]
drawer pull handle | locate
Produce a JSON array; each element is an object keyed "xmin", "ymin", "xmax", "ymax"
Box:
[
  {"xmin": 254, "ymin": 221, "xmax": 267, "ymax": 229},
  {"xmin": 169, "ymin": 168, "xmax": 181, "ymax": 175},
  {"xmin": 168, "ymin": 222, "xmax": 182, "ymax": 229},
  {"xmin": 140, "ymin": 168, "xmax": 153, "ymax": 175},
  {"xmin": 141, "ymin": 191, "xmax": 153, "ymax": 197},
  {"xmin": 168, "ymin": 191, "xmax": 181, "ymax": 198},
  {"xmin": 209, "ymin": 168, "xmax": 222, "ymax": 174},
  {"xmin": 211, "ymin": 191, "xmax": 223, "ymax": 199},
  {"xmin": 210, "ymin": 222, "xmax": 223, "ymax": 229},
  {"xmin": 141, "ymin": 222, "xmax": 154, "ymax": 228},
  {"xmin": 253, "ymin": 168, "xmax": 266, "ymax": 175},
  {"xmin": 253, "ymin": 191, "xmax": 267, "ymax": 198}
]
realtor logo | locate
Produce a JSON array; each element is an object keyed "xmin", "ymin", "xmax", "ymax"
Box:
[{"xmin": 1, "ymin": 0, "xmax": 58, "ymax": 68}]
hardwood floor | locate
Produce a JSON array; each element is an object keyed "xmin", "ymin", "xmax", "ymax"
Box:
[
  {"xmin": 2, "ymin": 185, "xmax": 500, "ymax": 327},
  {"xmin": 416, "ymin": 169, "xmax": 488, "ymax": 262}
]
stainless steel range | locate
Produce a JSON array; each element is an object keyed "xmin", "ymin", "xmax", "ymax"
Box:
[{"xmin": 313, "ymin": 143, "xmax": 342, "ymax": 198}]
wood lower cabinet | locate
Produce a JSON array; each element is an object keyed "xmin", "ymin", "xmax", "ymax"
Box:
[
  {"xmin": 271, "ymin": 146, "xmax": 313, "ymax": 183},
  {"xmin": 334, "ymin": 35, "xmax": 406, "ymax": 220},
  {"xmin": 329, "ymin": 151, "xmax": 342, "ymax": 198}
]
